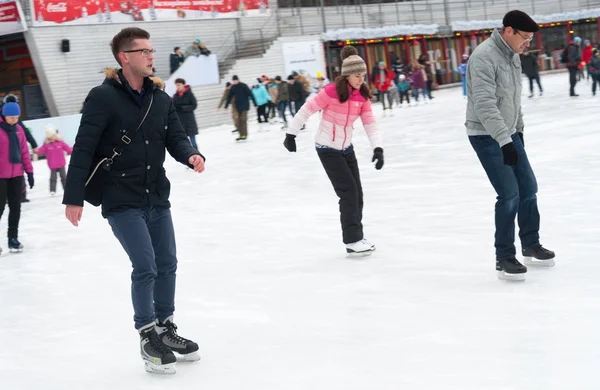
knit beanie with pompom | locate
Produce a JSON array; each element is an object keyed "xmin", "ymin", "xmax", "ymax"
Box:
[{"xmin": 340, "ymin": 46, "xmax": 367, "ymax": 76}]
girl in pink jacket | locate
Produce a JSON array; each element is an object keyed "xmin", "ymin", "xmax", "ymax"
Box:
[
  {"xmin": 283, "ymin": 46, "xmax": 383, "ymax": 256},
  {"xmin": 0, "ymin": 102, "xmax": 34, "ymax": 253},
  {"xmin": 36, "ymin": 125, "xmax": 73, "ymax": 195}
]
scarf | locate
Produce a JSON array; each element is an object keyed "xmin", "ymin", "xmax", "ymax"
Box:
[{"xmin": 0, "ymin": 121, "xmax": 22, "ymax": 164}]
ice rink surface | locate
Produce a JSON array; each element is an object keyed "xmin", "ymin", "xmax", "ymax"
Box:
[{"xmin": 1, "ymin": 72, "xmax": 599, "ymax": 389}]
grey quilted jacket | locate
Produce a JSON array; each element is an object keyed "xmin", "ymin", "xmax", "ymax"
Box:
[{"xmin": 465, "ymin": 29, "xmax": 524, "ymax": 147}]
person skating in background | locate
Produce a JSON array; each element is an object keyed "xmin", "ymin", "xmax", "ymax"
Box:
[
  {"xmin": 35, "ymin": 124, "xmax": 72, "ymax": 195},
  {"xmin": 1, "ymin": 94, "xmax": 38, "ymax": 203},
  {"xmin": 566, "ymin": 37, "xmax": 582, "ymax": 96},
  {"xmin": 282, "ymin": 46, "xmax": 383, "ymax": 256},
  {"xmin": 0, "ymin": 101, "xmax": 34, "ymax": 254},
  {"xmin": 466, "ymin": 10, "xmax": 555, "ymax": 281},
  {"xmin": 251, "ymin": 78, "xmax": 271, "ymax": 128},
  {"xmin": 225, "ymin": 75, "xmax": 257, "ymax": 141},
  {"xmin": 218, "ymin": 82, "xmax": 238, "ymax": 134},
  {"xmin": 63, "ymin": 27, "xmax": 205, "ymax": 374},
  {"xmin": 266, "ymin": 77, "xmax": 279, "ymax": 121},
  {"xmin": 589, "ymin": 49, "xmax": 600, "ymax": 96},
  {"xmin": 582, "ymin": 40, "xmax": 594, "ymax": 81},
  {"xmin": 457, "ymin": 54, "xmax": 468, "ymax": 98},
  {"xmin": 521, "ymin": 48, "xmax": 543, "ymax": 98},
  {"xmin": 374, "ymin": 61, "xmax": 396, "ymax": 114},
  {"xmin": 287, "ymin": 75, "xmax": 298, "ymax": 116},
  {"xmin": 290, "ymin": 71, "xmax": 309, "ymax": 114},
  {"xmin": 169, "ymin": 47, "xmax": 184, "ymax": 75},
  {"xmin": 410, "ymin": 61, "xmax": 429, "ymax": 104},
  {"xmin": 172, "ymin": 78, "xmax": 199, "ymax": 149},
  {"xmin": 275, "ymin": 76, "xmax": 290, "ymax": 129},
  {"xmin": 396, "ymin": 74, "xmax": 411, "ymax": 106},
  {"xmin": 419, "ymin": 54, "xmax": 435, "ymax": 99}
]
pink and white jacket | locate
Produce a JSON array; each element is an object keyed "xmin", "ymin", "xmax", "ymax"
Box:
[{"xmin": 287, "ymin": 83, "xmax": 382, "ymax": 151}]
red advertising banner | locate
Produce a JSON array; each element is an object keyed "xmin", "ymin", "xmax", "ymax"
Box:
[
  {"xmin": 0, "ymin": 0, "xmax": 27, "ymax": 36},
  {"xmin": 31, "ymin": 0, "xmax": 269, "ymax": 25}
]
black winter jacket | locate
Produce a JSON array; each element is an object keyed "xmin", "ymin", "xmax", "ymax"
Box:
[
  {"xmin": 173, "ymin": 86, "xmax": 198, "ymax": 136},
  {"xmin": 567, "ymin": 44, "xmax": 581, "ymax": 68},
  {"xmin": 521, "ymin": 54, "xmax": 539, "ymax": 77},
  {"xmin": 63, "ymin": 68, "xmax": 202, "ymax": 217},
  {"xmin": 170, "ymin": 53, "xmax": 184, "ymax": 74},
  {"xmin": 225, "ymin": 82, "xmax": 256, "ymax": 112}
]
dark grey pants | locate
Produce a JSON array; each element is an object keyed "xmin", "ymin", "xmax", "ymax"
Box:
[{"xmin": 50, "ymin": 167, "xmax": 67, "ymax": 193}]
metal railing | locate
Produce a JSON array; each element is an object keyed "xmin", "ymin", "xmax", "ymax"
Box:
[{"xmin": 274, "ymin": 0, "xmax": 600, "ymax": 36}]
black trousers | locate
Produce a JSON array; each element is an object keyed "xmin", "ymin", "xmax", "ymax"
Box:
[
  {"xmin": 568, "ymin": 67, "xmax": 578, "ymax": 96},
  {"xmin": 528, "ymin": 75, "xmax": 542, "ymax": 94},
  {"xmin": 257, "ymin": 104, "xmax": 269, "ymax": 123},
  {"xmin": 317, "ymin": 149, "xmax": 364, "ymax": 244},
  {"xmin": 0, "ymin": 176, "xmax": 23, "ymax": 239}
]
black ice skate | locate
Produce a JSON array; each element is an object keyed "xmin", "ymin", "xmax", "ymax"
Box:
[
  {"xmin": 496, "ymin": 258, "xmax": 527, "ymax": 281},
  {"xmin": 156, "ymin": 316, "xmax": 200, "ymax": 362},
  {"xmin": 522, "ymin": 245, "xmax": 555, "ymax": 267},
  {"xmin": 139, "ymin": 323, "xmax": 177, "ymax": 374},
  {"xmin": 8, "ymin": 238, "xmax": 23, "ymax": 253}
]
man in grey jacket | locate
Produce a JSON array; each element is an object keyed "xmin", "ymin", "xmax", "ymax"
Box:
[{"xmin": 466, "ymin": 10, "xmax": 555, "ymax": 281}]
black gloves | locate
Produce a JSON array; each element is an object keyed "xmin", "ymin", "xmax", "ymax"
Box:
[
  {"xmin": 283, "ymin": 134, "xmax": 296, "ymax": 152},
  {"xmin": 372, "ymin": 147, "xmax": 384, "ymax": 170},
  {"xmin": 518, "ymin": 131, "xmax": 524, "ymax": 147},
  {"xmin": 501, "ymin": 143, "xmax": 519, "ymax": 166},
  {"xmin": 27, "ymin": 172, "xmax": 34, "ymax": 189}
]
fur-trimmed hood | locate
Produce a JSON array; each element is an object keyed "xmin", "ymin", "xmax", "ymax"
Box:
[{"xmin": 103, "ymin": 67, "xmax": 164, "ymax": 90}]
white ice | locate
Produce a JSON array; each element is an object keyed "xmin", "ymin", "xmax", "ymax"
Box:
[{"xmin": 1, "ymin": 72, "xmax": 599, "ymax": 389}]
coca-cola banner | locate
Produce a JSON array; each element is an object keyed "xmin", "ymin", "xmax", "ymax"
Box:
[
  {"xmin": 0, "ymin": 0, "xmax": 27, "ymax": 36},
  {"xmin": 30, "ymin": 0, "xmax": 269, "ymax": 25}
]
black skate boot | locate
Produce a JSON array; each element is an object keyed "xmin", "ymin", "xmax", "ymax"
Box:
[
  {"xmin": 522, "ymin": 245, "xmax": 555, "ymax": 267},
  {"xmin": 496, "ymin": 258, "xmax": 527, "ymax": 281},
  {"xmin": 139, "ymin": 322, "xmax": 177, "ymax": 374},
  {"xmin": 156, "ymin": 316, "xmax": 200, "ymax": 362},
  {"xmin": 8, "ymin": 238, "xmax": 23, "ymax": 253}
]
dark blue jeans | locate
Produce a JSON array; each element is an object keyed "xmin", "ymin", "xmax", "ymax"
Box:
[
  {"xmin": 469, "ymin": 133, "xmax": 540, "ymax": 260},
  {"xmin": 189, "ymin": 136, "xmax": 198, "ymax": 150},
  {"xmin": 108, "ymin": 206, "xmax": 178, "ymax": 329}
]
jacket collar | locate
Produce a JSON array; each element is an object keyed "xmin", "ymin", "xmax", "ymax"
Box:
[{"xmin": 492, "ymin": 29, "xmax": 516, "ymax": 60}]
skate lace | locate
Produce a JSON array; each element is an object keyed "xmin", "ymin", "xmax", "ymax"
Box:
[
  {"xmin": 145, "ymin": 329, "xmax": 173, "ymax": 356},
  {"xmin": 165, "ymin": 322, "xmax": 190, "ymax": 346}
]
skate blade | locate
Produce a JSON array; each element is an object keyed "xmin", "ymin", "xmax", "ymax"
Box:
[
  {"xmin": 497, "ymin": 270, "xmax": 526, "ymax": 281},
  {"xmin": 346, "ymin": 250, "xmax": 373, "ymax": 258},
  {"xmin": 144, "ymin": 360, "xmax": 176, "ymax": 375},
  {"xmin": 177, "ymin": 351, "xmax": 201, "ymax": 362},
  {"xmin": 523, "ymin": 256, "xmax": 555, "ymax": 267},
  {"xmin": 9, "ymin": 248, "xmax": 23, "ymax": 253}
]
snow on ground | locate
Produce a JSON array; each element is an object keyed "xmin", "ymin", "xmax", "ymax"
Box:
[{"xmin": 1, "ymin": 72, "xmax": 599, "ymax": 389}]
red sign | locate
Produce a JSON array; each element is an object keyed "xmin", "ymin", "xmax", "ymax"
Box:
[
  {"xmin": 31, "ymin": 0, "xmax": 269, "ymax": 25},
  {"xmin": 0, "ymin": 1, "xmax": 27, "ymax": 36}
]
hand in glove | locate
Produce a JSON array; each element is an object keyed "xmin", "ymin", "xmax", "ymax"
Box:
[
  {"xmin": 27, "ymin": 172, "xmax": 34, "ymax": 189},
  {"xmin": 518, "ymin": 131, "xmax": 524, "ymax": 147},
  {"xmin": 501, "ymin": 143, "xmax": 519, "ymax": 166},
  {"xmin": 372, "ymin": 147, "xmax": 384, "ymax": 170},
  {"xmin": 283, "ymin": 134, "xmax": 296, "ymax": 152}
]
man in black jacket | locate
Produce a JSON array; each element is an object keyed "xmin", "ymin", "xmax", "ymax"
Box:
[
  {"xmin": 169, "ymin": 46, "xmax": 183, "ymax": 75},
  {"xmin": 63, "ymin": 27, "xmax": 205, "ymax": 375},
  {"xmin": 225, "ymin": 75, "xmax": 256, "ymax": 141},
  {"xmin": 566, "ymin": 37, "xmax": 582, "ymax": 97},
  {"xmin": 521, "ymin": 49, "xmax": 543, "ymax": 98}
]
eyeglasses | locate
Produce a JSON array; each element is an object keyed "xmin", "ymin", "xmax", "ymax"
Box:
[
  {"xmin": 515, "ymin": 30, "xmax": 534, "ymax": 42},
  {"xmin": 123, "ymin": 49, "xmax": 156, "ymax": 57}
]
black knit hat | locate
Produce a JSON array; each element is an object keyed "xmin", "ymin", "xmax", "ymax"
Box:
[{"xmin": 503, "ymin": 10, "xmax": 539, "ymax": 33}]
